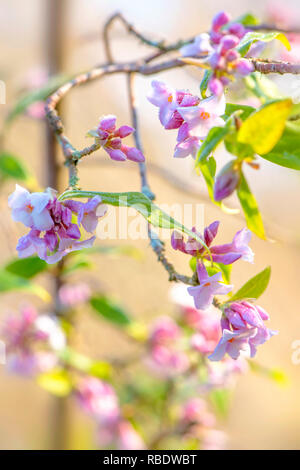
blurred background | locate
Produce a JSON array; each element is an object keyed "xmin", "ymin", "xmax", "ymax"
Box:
[{"xmin": 0, "ymin": 0, "xmax": 300, "ymax": 450}]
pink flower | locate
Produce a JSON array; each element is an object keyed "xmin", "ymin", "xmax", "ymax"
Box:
[
  {"xmin": 187, "ymin": 263, "xmax": 232, "ymax": 310},
  {"xmin": 148, "ymin": 80, "xmax": 200, "ymax": 129},
  {"xmin": 180, "ymin": 33, "xmax": 214, "ymax": 57},
  {"xmin": 149, "ymin": 316, "xmax": 180, "ymax": 344},
  {"xmin": 177, "ymin": 93, "xmax": 226, "ymax": 140},
  {"xmin": 209, "ymin": 301, "xmax": 277, "ymax": 361},
  {"xmin": 88, "ymin": 115, "xmax": 145, "ymax": 162},
  {"xmin": 1, "ymin": 306, "xmax": 62, "ymax": 376},
  {"xmin": 171, "ymin": 222, "xmax": 253, "ymax": 265},
  {"xmin": 59, "ymin": 283, "xmax": 91, "ymax": 308},
  {"xmin": 76, "ymin": 377, "xmax": 120, "ymax": 425},
  {"xmin": 9, "ymin": 186, "xmax": 107, "ymax": 264},
  {"xmin": 65, "ymin": 196, "xmax": 107, "ymax": 233},
  {"xmin": 8, "ymin": 185, "xmax": 53, "ymax": 231},
  {"xmin": 210, "ymin": 228, "xmax": 254, "ymax": 263}
]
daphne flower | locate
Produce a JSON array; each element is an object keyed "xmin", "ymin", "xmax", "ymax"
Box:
[
  {"xmin": 209, "ymin": 327, "xmax": 256, "ymax": 361},
  {"xmin": 210, "ymin": 228, "xmax": 254, "ymax": 263},
  {"xmin": 45, "ymin": 236, "xmax": 96, "ymax": 264},
  {"xmin": 180, "ymin": 33, "xmax": 214, "ymax": 57},
  {"xmin": 65, "ymin": 196, "xmax": 107, "ymax": 233},
  {"xmin": 187, "ymin": 263, "xmax": 232, "ymax": 310},
  {"xmin": 209, "ymin": 301, "xmax": 277, "ymax": 361},
  {"xmin": 88, "ymin": 115, "xmax": 145, "ymax": 162},
  {"xmin": 148, "ymin": 80, "xmax": 200, "ymax": 129},
  {"xmin": 8, "ymin": 184, "xmax": 53, "ymax": 231},
  {"xmin": 177, "ymin": 93, "xmax": 226, "ymax": 139}
]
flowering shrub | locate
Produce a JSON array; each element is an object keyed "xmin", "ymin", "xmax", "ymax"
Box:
[{"xmin": 0, "ymin": 7, "xmax": 298, "ymax": 450}]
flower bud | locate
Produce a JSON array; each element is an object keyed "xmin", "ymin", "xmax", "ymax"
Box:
[
  {"xmin": 209, "ymin": 77, "xmax": 224, "ymax": 96},
  {"xmin": 211, "ymin": 11, "xmax": 231, "ymax": 32},
  {"xmin": 213, "ymin": 160, "xmax": 241, "ymax": 201},
  {"xmin": 236, "ymin": 58, "xmax": 254, "ymax": 76},
  {"xmin": 220, "ymin": 34, "xmax": 240, "ymax": 53}
]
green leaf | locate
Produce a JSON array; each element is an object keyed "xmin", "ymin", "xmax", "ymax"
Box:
[
  {"xmin": 237, "ymin": 172, "xmax": 266, "ymax": 239},
  {"xmin": 0, "ymin": 152, "xmax": 30, "ymax": 181},
  {"xmin": 260, "ymin": 124, "xmax": 300, "ymax": 170},
  {"xmin": 0, "ymin": 269, "xmax": 51, "ymax": 302},
  {"xmin": 224, "ymin": 103, "xmax": 255, "ymax": 121},
  {"xmin": 59, "ymin": 190, "xmax": 211, "ymax": 255},
  {"xmin": 37, "ymin": 369, "xmax": 72, "ymax": 397},
  {"xmin": 237, "ymin": 99, "xmax": 292, "ymax": 155},
  {"xmin": 230, "ymin": 266, "xmax": 271, "ymax": 302},
  {"xmin": 90, "ymin": 295, "xmax": 131, "ymax": 326},
  {"xmin": 200, "ymin": 70, "xmax": 212, "ymax": 98},
  {"xmin": 195, "ymin": 126, "xmax": 229, "ymax": 166},
  {"xmin": 5, "ymin": 256, "xmax": 47, "ymax": 279},
  {"xmin": 203, "ymin": 259, "xmax": 232, "ymax": 285},
  {"xmin": 237, "ymin": 31, "xmax": 291, "ymax": 56},
  {"xmin": 6, "ymin": 74, "xmax": 70, "ymax": 124},
  {"xmin": 234, "ymin": 13, "xmax": 260, "ymax": 26}
]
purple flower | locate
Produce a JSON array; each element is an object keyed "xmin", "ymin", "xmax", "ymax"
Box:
[
  {"xmin": 177, "ymin": 93, "xmax": 226, "ymax": 140},
  {"xmin": 2, "ymin": 306, "xmax": 62, "ymax": 376},
  {"xmin": 8, "ymin": 185, "xmax": 53, "ymax": 231},
  {"xmin": 148, "ymin": 80, "xmax": 200, "ymax": 130},
  {"xmin": 210, "ymin": 228, "xmax": 254, "ymax": 263},
  {"xmin": 209, "ymin": 301, "xmax": 277, "ymax": 361},
  {"xmin": 187, "ymin": 263, "xmax": 232, "ymax": 310},
  {"xmin": 88, "ymin": 115, "xmax": 145, "ymax": 162},
  {"xmin": 180, "ymin": 33, "xmax": 214, "ymax": 57},
  {"xmin": 171, "ymin": 221, "xmax": 252, "ymax": 265},
  {"xmin": 65, "ymin": 196, "xmax": 107, "ymax": 233},
  {"xmin": 45, "ymin": 236, "xmax": 96, "ymax": 264},
  {"xmin": 213, "ymin": 160, "xmax": 241, "ymax": 201},
  {"xmin": 9, "ymin": 186, "xmax": 107, "ymax": 264}
]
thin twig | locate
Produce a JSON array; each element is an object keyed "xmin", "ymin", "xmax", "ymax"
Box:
[{"xmin": 127, "ymin": 72, "xmax": 155, "ymax": 200}]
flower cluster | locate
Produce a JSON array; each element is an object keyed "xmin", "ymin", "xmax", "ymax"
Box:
[
  {"xmin": 209, "ymin": 301, "xmax": 277, "ymax": 361},
  {"xmin": 171, "ymin": 221, "xmax": 276, "ymax": 360},
  {"xmin": 75, "ymin": 377, "xmax": 145, "ymax": 450},
  {"xmin": 87, "ymin": 115, "xmax": 145, "ymax": 162},
  {"xmin": 170, "ymin": 284, "xmax": 248, "ymax": 381},
  {"xmin": 1, "ymin": 305, "xmax": 65, "ymax": 376},
  {"xmin": 180, "ymin": 11, "xmax": 254, "ymax": 95},
  {"xmin": 8, "ymin": 185, "xmax": 107, "ymax": 263},
  {"xmin": 148, "ymin": 80, "xmax": 225, "ymax": 159}
]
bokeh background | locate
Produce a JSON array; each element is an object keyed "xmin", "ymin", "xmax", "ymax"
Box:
[{"xmin": 0, "ymin": 0, "xmax": 300, "ymax": 450}]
